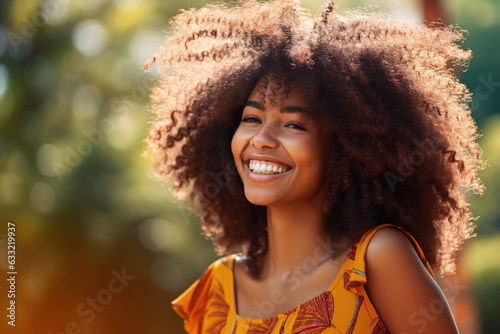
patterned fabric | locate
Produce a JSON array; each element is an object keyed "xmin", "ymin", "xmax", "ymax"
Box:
[{"xmin": 171, "ymin": 224, "xmax": 435, "ymax": 333}]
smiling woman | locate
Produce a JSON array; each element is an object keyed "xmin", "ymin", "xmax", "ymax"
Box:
[
  {"xmin": 143, "ymin": 0, "xmax": 485, "ymax": 333},
  {"xmin": 231, "ymin": 73, "xmax": 331, "ymax": 208}
]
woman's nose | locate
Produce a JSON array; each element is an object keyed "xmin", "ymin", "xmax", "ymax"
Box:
[{"xmin": 250, "ymin": 124, "xmax": 279, "ymax": 149}]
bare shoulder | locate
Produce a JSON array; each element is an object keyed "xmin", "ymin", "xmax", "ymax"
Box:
[
  {"xmin": 365, "ymin": 226, "xmax": 434, "ymax": 297},
  {"xmin": 364, "ymin": 226, "xmax": 459, "ymax": 334},
  {"xmin": 366, "ymin": 226, "xmax": 419, "ymax": 261}
]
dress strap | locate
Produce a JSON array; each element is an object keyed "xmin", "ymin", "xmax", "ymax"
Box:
[{"xmin": 343, "ymin": 223, "xmax": 435, "ymax": 293}]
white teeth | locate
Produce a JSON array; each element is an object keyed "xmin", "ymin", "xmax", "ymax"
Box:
[{"xmin": 247, "ymin": 160, "xmax": 290, "ymax": 174}]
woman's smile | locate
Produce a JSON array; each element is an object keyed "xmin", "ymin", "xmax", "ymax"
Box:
[
  {"xmin": 247, "ymin": 159, "xmax": 291, "ymax": 174},
  {"xmin": 244, "ymin": 159, "xmax": 293, "ymax": 182}
]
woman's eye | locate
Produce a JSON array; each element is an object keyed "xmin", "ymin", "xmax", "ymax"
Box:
[
  {"xmin": 242, "ymin": 116, "xmax": 261, "ymax": 123},
  {"xmin": 286, "ymin": 122, "xmax": 306, "ymax": 131}
]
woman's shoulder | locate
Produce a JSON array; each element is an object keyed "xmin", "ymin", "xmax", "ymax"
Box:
[
  {"xmin": 354, "ymin": 224, "xmax": 433, "ymax": 275},
  {"xmin": 208, "ymin": 253, "xmax": 239, "ymax": 272},
  {"xmin": 365, "ymin": 226, "xmax": 429, "ymax": 275},
  {"xmin": 361, "ymin": 225, "xmax": 458, "ymax": 333},
  {"xmin": 171, "ymin": 254, "xmax": 238, "ymax": 332},
  {"xmin": 366, "ymin": 225, "xmax": 419, "ymax": 254},
  {"xmin": 342, "ymin": 224, "xmax": 429, "ymax": 292},
  {"xmin": 177, "ymin": 253, "xmax": 238, "ymax": 299}
]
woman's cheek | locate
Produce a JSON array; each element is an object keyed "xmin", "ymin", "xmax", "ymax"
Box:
[{"xmin": 230, "ymin": 128, "xmax": 245, "ymax": 176}]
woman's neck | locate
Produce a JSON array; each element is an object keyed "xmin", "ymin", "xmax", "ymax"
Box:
[{"xmin": 259, "ymin": 199, "xmax": 334, "ymax": 280}]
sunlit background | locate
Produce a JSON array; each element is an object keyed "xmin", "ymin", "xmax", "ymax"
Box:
[{"xmin": 0, "ymin": 0, "xmax": 499, "ymax": 333}]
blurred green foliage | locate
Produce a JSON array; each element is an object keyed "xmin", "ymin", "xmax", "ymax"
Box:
[{"xmin": 0, "ymin": 0, "xmax": 498, "ymax": 333}]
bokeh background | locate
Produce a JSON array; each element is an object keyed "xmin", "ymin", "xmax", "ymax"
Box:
[{"xmin": 0, "ymin": 0, "xmax": 499, "ymax": 333}]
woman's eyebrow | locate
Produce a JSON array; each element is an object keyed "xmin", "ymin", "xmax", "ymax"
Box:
[
  {"xmin": 280, "ymin": 106, "xmax": 310, "ymax": 114},
  {"xmin": 244, "ymin": 101, "xmax": 311, "ymax": 115},
  {"xmin": 244, "ymin": 100, "xmax": 265, "ymax": 110}
]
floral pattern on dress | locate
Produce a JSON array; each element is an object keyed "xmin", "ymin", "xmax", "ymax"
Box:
[
  {"xmin": 371, "ymin": 318, "xmax": 389, "ymax": 334},
  {"xmin": 247, "ymin": 317, "xmax": 279, "ymax": 334},
  {"xmin": 181, "ymin": 265, "xmax": 215, "ymax": 327},
  {"xmin": 279, "ymin": 308, "xmax": 298, "ymax": 334},
  {"xmin": 343, "ymin": 269, "xmax": 364, "ymax": 291},
  {"xmin": 348, "ymin": 245, "xmax": 357, "ymax": 260},
  {"xmin": 291, "ymin": 291, "xmax": 336, "ymax": 334},
  {"xmin": 206, "ymin": 279, "xmax": 230, "ymax": 333}
]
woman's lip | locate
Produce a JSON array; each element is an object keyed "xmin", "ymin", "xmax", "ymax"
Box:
[{"xmin": 244, "ymin": 161, "xmax": 292, "ymax": 182}]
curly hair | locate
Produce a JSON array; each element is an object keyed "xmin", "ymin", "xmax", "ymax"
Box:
[{"xmin": 143, "ymin": 0, "xmax": 486, "ymax": 278}]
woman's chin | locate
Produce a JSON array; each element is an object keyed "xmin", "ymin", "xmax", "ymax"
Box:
[{"xmin": 244, "ymin": 191, "xmax": 281, "ymax": 207}]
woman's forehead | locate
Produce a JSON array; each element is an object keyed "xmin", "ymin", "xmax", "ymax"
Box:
[{"xmin": 248, "ymin": 74, "xmax": 314, "ymax": 107}]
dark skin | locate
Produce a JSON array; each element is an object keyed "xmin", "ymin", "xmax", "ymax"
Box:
[
  {"xmin": 365, "ymin": 227, "xmax": 459, "ymax": 333},
  {"xmin": 231, "ymin": 75, "xmax": 459, "ymax": 333}
]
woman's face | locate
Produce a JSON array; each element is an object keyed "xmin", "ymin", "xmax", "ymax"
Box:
[{"xmin": 231, "ymin": 75, "xmax": 331, "ymax": 207}]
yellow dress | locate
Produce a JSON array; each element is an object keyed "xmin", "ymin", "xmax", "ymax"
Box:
[{"xmin": 172, "ymin": 224, "xmax": 435, "ymax": 333}]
